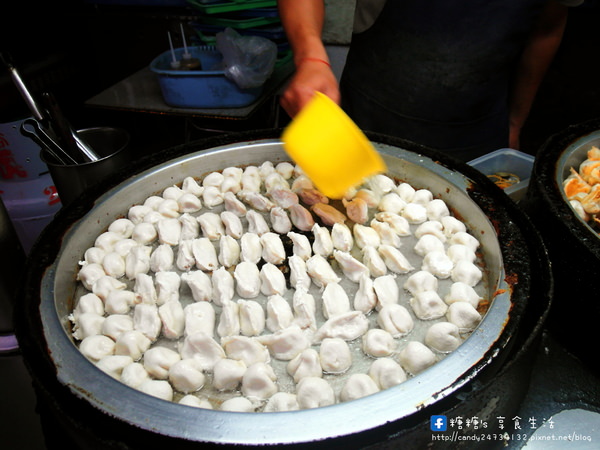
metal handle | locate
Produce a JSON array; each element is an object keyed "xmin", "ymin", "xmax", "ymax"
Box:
[
  {"xmin": 72, "ymin": 131, "xmax": 101, "ymax": 162},
  {"xmin": 20, "ymin": 119, "xmax": 78, "ymax": 165},
  {"xmin": 42, "ymin": 92, "xmax": 100, "ymax": 163},
  {"xmin": 1, "ymin": 52, "xmax": 46, "ymax": 122},
  {"xmin": 2, "ymin": 52, "xmax": 100, "ymax": 164}
]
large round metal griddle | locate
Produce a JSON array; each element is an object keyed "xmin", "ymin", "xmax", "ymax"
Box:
[{"xmin": 18, "ymin": 132, "xmax": 538, "ymax": 448}]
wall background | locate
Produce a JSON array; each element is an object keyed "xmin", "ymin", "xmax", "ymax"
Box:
[{"xmin": 323, "ymin": 0, "xmax": 355, "ymax": 44}]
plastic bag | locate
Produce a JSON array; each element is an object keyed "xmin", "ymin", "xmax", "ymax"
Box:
[{"xmin": 216, "ymin": 27, "xmax": 278, "ymax": 89}]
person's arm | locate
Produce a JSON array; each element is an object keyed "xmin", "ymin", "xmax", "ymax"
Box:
[
  {"xmin": 277, "ymin": 0, "xmax": 340, "ymax": 117},
  {"xmin": 508, "ymin": 1, "xmax": 569, "ymax": 149}
]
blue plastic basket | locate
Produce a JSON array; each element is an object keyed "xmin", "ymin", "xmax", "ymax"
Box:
[{"xmin": 149, "ymin": 46, "xmax": 262, "ymax": 108}]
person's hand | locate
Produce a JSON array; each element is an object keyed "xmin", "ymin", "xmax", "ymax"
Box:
[
  {"xmin": 280, "ymin": 59, "xmax": 341, "ymax": 117},
  {"xmin": 509, "ymin": 121, "xmax": 521, "ymax": 150}
]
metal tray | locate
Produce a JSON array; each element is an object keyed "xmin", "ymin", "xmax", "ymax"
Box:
[{"xmin": 37, "ymin": 139, "xmax": 516, "ymax": 445}]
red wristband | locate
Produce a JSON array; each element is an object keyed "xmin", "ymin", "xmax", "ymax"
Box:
[{"xmin": 298, "ymin": 57, "xmax": 331, "ymax": 68}]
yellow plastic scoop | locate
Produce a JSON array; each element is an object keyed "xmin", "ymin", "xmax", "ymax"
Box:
[{"xmin": 282, "ymin": 92, "xmax": 387, "ymax": 199}]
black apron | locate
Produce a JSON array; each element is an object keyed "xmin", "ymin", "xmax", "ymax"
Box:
[{"xmin": 340, "ymin": 0, "xmax": 547, "ymax": 161}]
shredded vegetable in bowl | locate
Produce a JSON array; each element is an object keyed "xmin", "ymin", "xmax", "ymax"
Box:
[{"xmin": 487, "ymin": 172, "xmax": 521, "ymax": 190}]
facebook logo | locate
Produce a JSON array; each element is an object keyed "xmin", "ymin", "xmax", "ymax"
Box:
[{"xmin": 431, "ymin": 415, "xmax": 447, "ymax": 432}]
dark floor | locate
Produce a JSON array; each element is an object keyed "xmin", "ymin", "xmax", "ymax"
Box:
[{"xmin": 0, "ymin": 352, "xmax": 46, "ymax": 450}]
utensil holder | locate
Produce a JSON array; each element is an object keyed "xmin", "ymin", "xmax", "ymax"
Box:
[{"xmin": 42, "ymin": 127, "xmax": 130, "ymax": 206}]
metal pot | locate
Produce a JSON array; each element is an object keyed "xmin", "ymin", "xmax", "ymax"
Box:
[
  {"xmin": 521, "ymin": 117, "xmax": 600, "ymax": 372},
  {"xmin": 16, "ymin": 130, "xmax": 550, "ymax": 449}
]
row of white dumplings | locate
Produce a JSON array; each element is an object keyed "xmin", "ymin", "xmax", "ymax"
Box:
[
  {"xmin": 78, "ymin": 337, "xmax": 448, "ymax": 412},
  {"xmin": 77, "ymin": 213, "xmax": 482, "ymax": 315},
  {"xmin": 76, "ymin": 237, "xmax": 483, "ymax": 354},
  {"xmin": 81, "ymin": 204, "xmax": 480, "ymax": 282},
  {"xmin": 79, "ymin": 220, "xmax": 481, "ymax": 293},
  {"xmin": 112, "ymin": 161, "xmax": 462, "ymax": 228},
  {"xmin": 74, "ymin": 307, "xmax": 475, "ymax": 413},
  {"xmin": 72, "ymin": 270, "xmax": 481, "ymax": 409},
  {"xmin": 72, "ymin": 164, "xmax": 485, "ymax": 410},
  {"xmin": 72, "ymin": 265, "xmax": 482, "ymax": 349}
]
